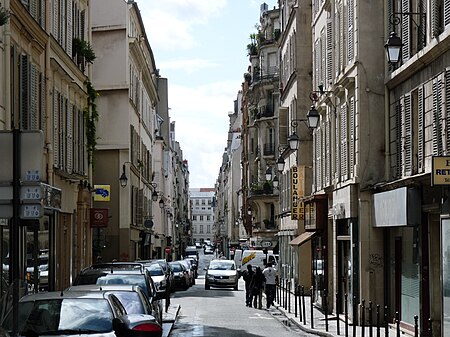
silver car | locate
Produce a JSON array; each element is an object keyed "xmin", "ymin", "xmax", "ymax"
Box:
[
  {"xmin": 0, "ymin": 289, "xmax": 162, "ymax": 337},
  {"xmin": 204, "ymin": 259, "xmax": 238, "ymax": 290}
]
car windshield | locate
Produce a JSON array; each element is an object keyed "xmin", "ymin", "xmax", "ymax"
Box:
[
  {"xmin": 209, "ymin": 261, "xmax": 235, "ymax": 270},
  {"xmin": 146, "ymin": 264, "xmax": 164, "ymax": 276},
  {"xmin": 3, "ymin": 298, "xmax": 113, "ymax": 335},
  {"xmin": 169, "ymin": 263, "xmax": 183, "ymax": 272}
]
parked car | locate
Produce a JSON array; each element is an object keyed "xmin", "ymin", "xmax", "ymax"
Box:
[
  {"xmin": 179, "ymin": 260, "xmax": 195, "ymax": 286},
  {"xmin": 141, "ymin": 262, "xmax": 168, "ymax": 297},
  {"xmin": 141, "ymin": 259, "xmax": 174, "ymax": 293},
  {"xmin": 204, "ymin": 246, "xmax": 214, "ymax": 255},
  {"xmin": 204, "ymin": 259, "xmax": 239, "ymax": 290},
  {"xmin": 72, "ymin": 262, "xmax": 162, "ymax": 303},
  {"xmin": 0, "ymin": 289, "xmax": 162, "ymax": 337},
  {"xmin": 66, "ymin": 284, "xmax": 163, "ymax": 326},
  {"xmin": 168, "ymin": 261, "xmax": 189, "ymax": 290},
  {"xmin": 184, "ymin": 257, "xmax": 198, "ymax": 278}
]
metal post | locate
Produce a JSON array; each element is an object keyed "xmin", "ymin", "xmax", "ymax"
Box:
[
  {"xmin": 336, "ymin": 292, "xmax": 340, "ymax": 335},
  {"xmin": 361, "ymin": 300, "xmax": 366, "ymax": 337},
  {"xmin": 384, "ymin": 306, "xmax": 389, "ymax": 337},
  {"xmin": 310, "ymin": 286, "xmax": 314, "ymax": 329},
  {"xmin": 369, "ymin": 301, "xmax": 373, "ymax": 337},
  {"xmin": 302, "ymin": 286, "xmax": 306, "ymax": 325},
  {"xmin": 298, "ymin": 284, "xmax": 302, "ymax": 322},
  {"xmin": 284, "ymin": 279, "xmax": 288, "ymax": 310},
  {"xmin": 324, "ymin": 289, "xmax": 328, "ymax": 331},
  {"xmin": 428, "ymin": 318, "xmax": 432, "ymax": 337},
  {"xmin": 294, "ymin": 283, "xmax": 298, "ymax": 318},
  {"xmin": 414, "ymin": 315, "xmax": 418, "ymax": 337},
  {"xmin": 376, "ymin": 304, "xmax": 380, "ymax": 337},
  {"xmin": 288, "ymin": 280, "xmax": 291, "ymax": 313},
  {"xmin": 344, "ymin": 293, "xmax": 348, "ymax": 337},
  {"xmin": 395, "ymin": 311, "xmax": 400, "ymax": 337},
  {"xmin": 353, "ymin": 296, "xmax": 357, "ymax": 337}
]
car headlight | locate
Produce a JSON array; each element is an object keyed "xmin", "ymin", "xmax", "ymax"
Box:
[{"xmin": 206, "ymin": 274, "xmax": 214, "ymax": 280}]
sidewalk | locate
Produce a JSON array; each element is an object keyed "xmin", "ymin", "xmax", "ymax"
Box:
[
  {"xmin": 271, "ymin": 289, "xmax": 412, "ymax": 337},
  {"xmin": 162, "ymin": 301, "xmax": 180, "ymax": 337}
]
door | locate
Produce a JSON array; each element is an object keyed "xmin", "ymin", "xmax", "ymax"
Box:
[{"xmin": 338, "ymin": 239, "xmax": 351, "ymax": 315}]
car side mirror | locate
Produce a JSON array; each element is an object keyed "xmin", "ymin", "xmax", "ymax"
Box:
[{"xmin": 203, "ymin": 267, "xmax": 208, "ymax": 271}]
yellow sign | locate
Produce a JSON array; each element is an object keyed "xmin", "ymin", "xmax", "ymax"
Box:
[
  {"xmin": 242, "ymin": 252, "xmax": 256, "ymax": 265},
  {"xmin": 291, "ymin": 166, "xmax": 305, "ymax": 220},
  {"xmin": 94, "ymin": 185, "xmax": 110, "ymax": 201},
  {"xmin": 432, "ymin": 156, "xmax": 450, "ymax": 185}
]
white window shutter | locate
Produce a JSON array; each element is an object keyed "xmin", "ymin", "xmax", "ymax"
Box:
[
  {"xmin": 403, "ymin": 94, "xmax": 413, "ymax": 176},
  {"xmin": 445, "ymin": 69, "xmax": 450, "ymax": 154},
  {"xmin": 445, "ymin": 0, "xmax": 450, "ymax": 27},
  {"xmin": 340, "ymin": 103, "xmax": 348, "ymax": 181},
  {"xmin": 325, "ymin": 114, "xmax": 331, "ymax": 186},
  {"xmin": 335, "ymin": 105, "xmax": 341, "ymax": 183},
  {"xmin": 30, "ymin": 63, "xmax": 38, "ymax": 130},
  {"xmin": 401, "ymin": 0, "xmax": 411, "ymax": 62},
  {"xmin": 326, "ymin": 18, "xmax": 333, "ymax": 86},
  {"xmin": 53, "ymin": 90, "xmax": 60, "ymax": 168},
  {"xmin": 67, "ymin": 0, "xmax": 73, "ymax": 56},
  {"xmin": 395, "ymin": 103, "xmax": 402, "ymax": 178},
  {"xmin": 67, "ymin": 103, "xmax": 73, "ymax": 173},
  {"xmin": 349, "ymin": 97, "xmax": 355, "ymax": 178},
  {"xmin": 417, "ymin": 86, "xmax": 424, "ymax": 172},
  {"xmin": 20, "ymin": 54, "xmax": 30, "ymax": 130},
  {"xmin": 347, "ymin": 0, "xmax": 354, "ymax": 63}
]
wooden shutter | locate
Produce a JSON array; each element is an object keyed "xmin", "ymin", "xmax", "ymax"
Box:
[
  {"xmin": 335, "ymin": 104, "xmax": 341, "ymax": 183},
  {"xmin": 52, "ymin": 0, "xmax": 59, "ymax": 39},
  {"xmin": 349, "ymin": 97, "xmax": 355, "ymax": 178},
  {"xmin": 20, "ymin": 54, "xmax": 30, "ymax": 130},
  {"xmin": 67, "ymin": 0, "xmax": 73, "ymax": 56},
  {"xmin": 67, "ymin": 103, "xmax": 73, "ymax": 173},
  {"xmin": 339, "ymin": 1, "xmax": 344, "ymax": 74},
  {"xmin": 401, "ymin": 0, "xmax": 411, "ymax": 62},
  {"xmin": 403, "ymin": 94, "xmax": 413, "ymax": 176},
  {"xmin": 432, "ymin": 78, "xmax": 443, "ymax": 155},
  {"xmin": 278, "ymin": 107, "xmax": 288, "ymax": 148},
  {"xmin": 432, "ymin": 0, "xmax": 443, "ymax": 37},
  {"xmin": 30, "ymin": 63, "xmax": 38, "ymax": 130},
  {"xmin": 445, "ymin": 69, "xmax": 450, "ymax": 154},
  {"xmin": 340, "ymin": 103, "xmax": 348, "ymax": 181},
  {"xmin": 53, "ymin": 90, "xmax": 60, "ymax": 167},
  {"xmin": 347, "ymin": 0, "xmax": 354, "ymax": 63},
  {"xmin": 325, "ymin": 113, "xmax": 331, "ymax": 186},
  {"xmin": 395, "ymin": 103, "xmax": 402, "ymax": 178},
  {"xmin": 316, "ymin": 128, "xmax": 322, "ymax": 190},
  {"xmin": 30, "ymin": 0, "xmax": 37, "ymax": 20},
  {"xmin": 417, "ymin": 86, "xmax": 424, "ymax": 172},
  {"xmin": 39, "ymin": 73, "xmax": 45, "ymax": 130},
  {"xmin": 326, "ymin": 18, "xmax": 333, "ymax": 86},
  {"xmin": 445, "ymin": 0, "xmax": 450, "ymax": 26},
  {"xmin": 321, "ymin": 30, "xmax": 326, "ymax": 87}
]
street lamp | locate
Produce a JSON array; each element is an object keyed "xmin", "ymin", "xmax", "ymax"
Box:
[
  {"xmin": 159, "ymin": 198, "xmax": 164, "ymax": 209},
  {"xmin": 272, "ymin": 175, "xmax": 279, "ymax": 188},
  {"xmin": 119, "ymin": 164, "xmax": 128, "ymax": 188},
  {"xmin": 265, "ymin": 167, "xmax": 272, "ymax": 181},
  {"xmin": 385, "ymin": 31, "xmax": 403, "ymax": 64},
  {"xmin": 277, "ymin": 156, "xmax": 285, "ymax": 173}
]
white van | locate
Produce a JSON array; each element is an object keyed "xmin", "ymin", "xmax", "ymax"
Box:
[{"xmin": 235, "ymin": 249, "xmax": 278, "ymax": 273}]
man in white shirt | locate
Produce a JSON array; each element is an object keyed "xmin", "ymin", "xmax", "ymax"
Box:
[{"xmin": 263, "ymin": 262, "xmax": 277, "ymax": 308}]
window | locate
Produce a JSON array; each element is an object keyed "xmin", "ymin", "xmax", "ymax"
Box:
[
  {"xmin": 207, "ymin": 225, "xmax": 211, "ymax": 233},
  {"xmin": 207, "ymin": 215, "xmax": 211, "ymax": 221},
  {"xmin": 192, "ymin": 215, "xmax": 197, "ymax": 221},
  {"xmin": 200, "ymin": 216, "xmax": 204, "ymax": 221},
  {"xmin": 199, "ymin": 225, "xmax": 204, "ymax": 234}
]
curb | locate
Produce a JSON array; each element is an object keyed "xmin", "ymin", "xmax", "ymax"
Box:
[
  {"xmin": 163, "ymin": 304, "xmax": 181, "ymax": 323},
  {"xmin": 273, "ymin": 303, "xmax": 334, "ymax": 337}
]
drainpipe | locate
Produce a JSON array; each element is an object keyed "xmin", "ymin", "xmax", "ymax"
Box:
[
  {"xmin": 384, "ymin": 85, "xmax": 390, "ymax": 182},
  {"xmin": 3, "ymin": 0, "xmax": 11, "ymax": 130}
]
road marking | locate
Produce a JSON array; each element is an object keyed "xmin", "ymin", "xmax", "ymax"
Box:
[{"xmin": 249, "ymin": 313, "xmax": 272, "ymax": 320}]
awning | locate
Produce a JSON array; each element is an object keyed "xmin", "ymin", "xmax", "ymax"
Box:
[{"xmin": 289, "ymin": 231, "xmax": 316, "ymax": 246}]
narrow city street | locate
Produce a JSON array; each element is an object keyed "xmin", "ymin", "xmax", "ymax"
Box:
[{"xmin": 166, "ymin": 251, "xmax": 315, "ymax": 337}]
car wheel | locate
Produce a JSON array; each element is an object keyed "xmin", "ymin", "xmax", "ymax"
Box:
[{"xmin": 205, "ymin": 282, "xmax": 210, "ymax": 290}]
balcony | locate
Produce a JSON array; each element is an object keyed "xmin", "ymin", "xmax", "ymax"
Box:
[
  {"xmin": 249, "ymin": 181, "xmax": 273, "ymax": 196},
  {"xmin": 256, "ymin": 105, "xmax": 274, "ymax": 119},
  {"xmin": 263, "ymin": 143, "xmax": 275, "ymax": 156}
]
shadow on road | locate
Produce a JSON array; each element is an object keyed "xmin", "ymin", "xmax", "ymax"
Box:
[{"xmin": 170, "ymin": 321, "xmax": 266, "ymax": 337}]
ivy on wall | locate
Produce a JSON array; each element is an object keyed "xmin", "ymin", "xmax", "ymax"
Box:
[{"xmin": 84, "ymin": 80, "xmax": 99, "ymax": 166}]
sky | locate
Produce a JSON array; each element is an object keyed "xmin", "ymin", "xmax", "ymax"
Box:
[{"xmin": 138, "ymin": 0, "xmax": 278, "ymax": 188}]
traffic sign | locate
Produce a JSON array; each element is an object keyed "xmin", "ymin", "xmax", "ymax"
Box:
[{"xmin": 20, "ymin": 204, "xmax": 42, "ymax": 219}]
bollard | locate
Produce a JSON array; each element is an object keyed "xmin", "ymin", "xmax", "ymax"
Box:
[
  {"xmin": 298, "ymin": 285, "xmax": 303, "ymax": 322},
  {"xmin": 369, "ymin": 301, "xmax": 373, "ymax": 337},
  {"xmin": 282, "ymin": 279, "xmax": 285, "ymax": 308},
  {"xmin": 428, "ymin": 318, "xmax": 432, "ymax": 337},
  {"xmin": 324, "ymin": 289, "xmax": 329, "ymax": 332},
  {"xmin": 284, "ymin": 279, "xmax": 288, "ymax": 310},
  {"xmin": 353, "ymin": 296, "xmax": 357, "ymax": 337},
  {"xmin": 344, "ymin": 293, "xmax": 348, "ymax": 337},
  {"xmin": 302, "ymin": 286, "xmax": 306, "ymax": 325},
  {"xmin": 361, "ymin": 300, "xmax": 366, "ymax": 337},
  {"xmin": 336, "ymin": 292, "xmax": 340, "ymax": 335},
  {"xmin": 288, "ymin": 280, "xmax": 291, "ymax": 313},
  {"xmin": 414, "ymin": 315, "xmax": 418, "ymax": 337},
  {"xmin": 395, "ymin": 311, "xmax": 400, "ymax": 337},
  {"xmin": 384, "ymin": 306, "xmax": 388, "ymax": 337},
  {"xmin": 310, "ymin": 286, "xmax": 314, "ymax": 329},
  {"xmin": 376, "ymin": 304, "xmax": 380, "ymax": 337},
  {"xmin": 294, "ymin": 283, "xmax": 298, "ymax": 318}
]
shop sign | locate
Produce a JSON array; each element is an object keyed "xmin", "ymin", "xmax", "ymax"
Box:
[
  {"xmin": 94, "ymin": 185, "xmax": 110, "ymax": 201},
  {"xmin": 90, "ymin": 208, "xmax": 109, "ymax": 228},
  {"xmin": 291, "ymin": 165, "xmax": 305, "ymax": 220},
  {"xmin": 432, "ymin": 156, "xmax": 450, "ymax": 185}
]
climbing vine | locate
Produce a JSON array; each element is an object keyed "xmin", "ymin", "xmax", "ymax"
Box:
[{"xmin": 84, "ymin": 80, "xmax": 99, "ymax": 166}]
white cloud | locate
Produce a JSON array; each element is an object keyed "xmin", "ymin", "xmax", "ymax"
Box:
[{"xmin": 139, "ymin": 0, "xmax": 227, "ymax": 51}]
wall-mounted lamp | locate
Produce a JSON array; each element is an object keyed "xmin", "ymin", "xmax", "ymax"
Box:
[
  {"xmin": 272, "ymin": 175, "xmax": 279, "ymax": 188},
  {"xmin": 158, "ymin": 198, "xmax": 164, "ymax": 209},
  {"xmin": 119, "ymin": 164, "xmax": 128, "ymax": 188},
  {"xmin": 247, "ymin": 207, "xmax": 252, "ymax": 216},
  {"xmin": 265, "ymin": 167, "xmax": 272, "ymax": 181},
  {"xmin": 277, "ymin": 156, "xmax": 285, "ymax": 173},
  {"xmin": 385, "ymin": 12, "xmax": 426, "ymax": 65},
  {"xmin": 288, "ymin": 106, "xmax": 320, "ymax": 151}
]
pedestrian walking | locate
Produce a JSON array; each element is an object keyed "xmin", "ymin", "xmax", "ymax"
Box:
[
  {"xmin": 250, "ymin": 266, "xmax": 265, "ymax": 309},
  {"xmin": 242, "ymin": 264, "xmax": 255, "ymax": 307},
  {"xmin": 262, "ymin": 261, "xmax": 277, "ymax": 308}
]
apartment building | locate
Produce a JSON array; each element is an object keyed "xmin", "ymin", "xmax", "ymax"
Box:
[{"xmin": 190, "ymin": 188, "xmax": 215, "ymax": 245}]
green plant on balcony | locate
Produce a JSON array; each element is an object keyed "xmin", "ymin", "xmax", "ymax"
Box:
[
  {"xmin": 73, "ymin": 38, "xmax": 96, "ymax": 64},
  {"xmin": 247, "ymin": 33, "xmax": 258, "ymax": 56},
  {"xmin": 0, "ymin": 4, "xmax": 10, "ymax": 26}
]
